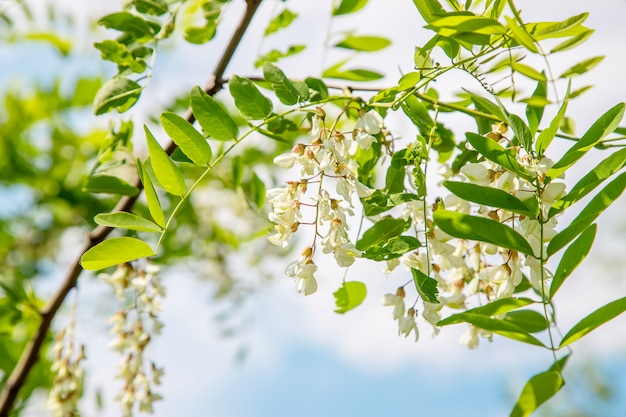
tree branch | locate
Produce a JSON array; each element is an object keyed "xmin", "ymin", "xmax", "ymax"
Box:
[{"xmin": 0, "ymin": 1, "xmax": 264, "ymax": 415}]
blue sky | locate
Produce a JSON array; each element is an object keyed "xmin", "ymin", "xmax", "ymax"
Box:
[{"xmin": 4, "ymin": 1, "xmax": 626, "ymax": 416}]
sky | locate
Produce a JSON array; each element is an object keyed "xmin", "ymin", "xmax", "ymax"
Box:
[{"xmin": 2, "ymin": 0, "xmax": 626, "ymax": 416}]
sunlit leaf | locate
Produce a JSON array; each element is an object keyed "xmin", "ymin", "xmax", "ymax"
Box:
[
  {"xmin": 228, "ymin": 75, "xmax": 273, "ymax": 119},
  {"xmin": 334, "ymin": 281, "xmax": 367, "ymax": 314},
  {"xmin": 190, "ymin": 86, "xmax": 239, "ymax": 141},
  {"xmin": 145, "ymin": 125, "xmax": 186, "ymax": 196},
  {"xmin": 510, "ymin": 371, "xmax": 565, "ymax": 417},
  {"xmin": 323, "ymin": 59, "xmax": 383, "ymax": 82},
  {"xmin": 549, "ymin": 224, "xmax": 596, "ymax": 299},
  {"xmin": 160, "ymin": 112, "xmax": 212, "ymax": 165},
  {"xmin": 94, "ymin": 212, "xmax": 163, "ymax": 232},
  {"xmin": 560, "ymin": 56, "xmax": 604, "ymax": 78},
  {"xmin": 433, "ymin": 209, "xmax": 535, "ymax": 256},
  {"xmin": 411, "ymin": 268, "xmax": 439, "ymax": 303},
  {"xmin": 355, "ymin": 217, "xmax": 411, "ymax": 251},
  {"xmin": 264, "ymin": 9, "xmax": 297, "ymax": 36},
  {"xmin": 362, "ymin": 236, "xmax": 421, "ymax": 261},
  {"xmin": 443, "ymin": 181, "xmax": 537, "ymax": 217},
  {"xmin": 502, "ymin": 310, "xmax": 549, "ymax": 333},
  {"xmin": 548, "ymin": 103, "xmax": 624, "ymax": 179},
  {"xmin": 505, "ymin": 16, "xmax": 538, "ymax": 53},
  {"xmin": 559, "ymin": 297, "xmax": 626, "ymax": 348},
  {"xmin": 438, "ymin": 298, "xmax": 535, "ymax": 326},
  {"xmin": 547, "ymin": 173, "xmax": 626, "ymax": 256},
  {"xmin": 508, "ymin": 113, "xmax": 533, "ymax": 151},
  {"xmin": 466, "ymin": 132, "xmax": 532, "ymax": 181},
  {"xmin": 81, "ymin": 237, "xmax": 155, "ymax": 271},
  {"xmin": 137, "ymin": 160, "xmax": 165, "ymax": 228},
  {"xmin": 550, "ymin": 147, "xmax": 626, "ymax": 215},
  {"xmin": 83, "ymin": 175, "xmax": 139, "ymax": 196},
  {"xmin": 263, "ymin": 62, "xmax": 305, "ymax": 105},
  {"xmin": 536, "ymin": 86, "xmax": 569, "ymax": 156},
  {"xmin": 551, "ymin": 29, "xmax": 594, "ymax": 53},
  {"xmin": 333, "ymin": 0, "xmax": 368, "ymax": 16},
  {"xmin": 334, "ymin": 35, "xmax": 391, "ymax": 52},
  {"xmin": 93, "ymin": 77, "xmax": 142, "ymax": 115}
]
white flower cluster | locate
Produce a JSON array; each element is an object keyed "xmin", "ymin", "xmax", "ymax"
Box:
[
  {"xmin": 99, "ymin": 264, "xmax": 165, "ymax": 416},
  {"xmin": 267, "ymin": 109, "xmax": 383, "ymax": 295},
  {"xmin": 47, "ymin": 327, "xmax": 85, "ymax": 417},
  {"xmin": 382, "ymin": 126, "xmax": 566, "ymax": 349}
]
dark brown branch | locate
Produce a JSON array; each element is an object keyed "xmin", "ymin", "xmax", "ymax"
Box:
[{"xmin": 0, "ymin": 1, "xmax": 263, "ymax": 415}]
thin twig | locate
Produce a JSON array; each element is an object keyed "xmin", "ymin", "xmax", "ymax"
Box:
[{"xmin": 0, "ymin": 1, "xmax": 263, "ymax": 414}]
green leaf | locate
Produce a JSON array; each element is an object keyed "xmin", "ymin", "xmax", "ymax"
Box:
[
  {"xmin": 548, "ymin": 103, "xmax": 625, "ymax": 179},
  {"xmin": 362, "ymin": 236, "xmax": 421, "ymax": 261},
  {"xmin": 551, "ymin": 29, "xmax": 593, "ymax": 53},
  {"xmin": 547, "ymin": 173, "xmax": 626, "ymax": 257},
  {"xmin": 95, "ymin": 40, "xmax": 146, "ymax": 73},
  {"xmin": 411, "ymin": 0, "xmax": 445, "ymax": 23},
  {"xmin": 98, "ymin": 12, "xmax": 155, "ymax": 38},
  {"xmin": 438, "ymin": 297, "xmax": 536, "ymax": 326},
  {"xmin": 534, "ymin": 13, "xmax": 588, "ymax": 38},
  {"xmin": 242, "ymin": 172, "xmax": 266, "ymax": 208},
  {"xmin": 453, "ymin": 313, "xmax": 546, "ymax": 346},
  {"xmin": 443, "ymin": 181, "xmax": 537, "ymax": 217},
  {"xmin": 132, "ymin": 0, "xmax": 168, "ymax": 16},
  {"xmin": 190, "ymin": 86, "xmax": 239, "ymax": 141},
  {"xmin": 362, "ymin": 191, "xmax": 418, "ymax": 216},
  {"xmin": 94, "ymin": 212, "xmax": 163, "ymax": 232},
  {"xmin": 427, "ymin": 14, "xmax": 506, "ymax": 37},
  {"xmin": 505, "ymin": 16, "xmax": 538, "ymax": 52},
  {"xmin": 508, "ymin": 114, "xmax": 533, "ymax": 152},
  {"xmin": 93, "ymin": 77, "xmax": 142, "ymax": 115},
  {"xmin": 465, "ymin": 132, "xmax": 532, "ymax": 181},
  {"xmin": 262, "ymin": 62, "xmax": 303, "ymax": 105},
  {"xmin": 184, "ymin": 21, "xmax": 217, "ymax": 44},
  {"xmin": 305, "ymin": 77, "xmax": 329, "ymax": 102},
  {"xmin": 81, "ymin": 237, "xmax": 155, "ymax": 271},
  {"xmin": 469, "ymin": 94, "xmax": 508, "ymax": 121},
  {"xmin": 549, "ymin": 224, "xmax": 596, "ymax": 299},
  {"xmin": 550, "ymin": 147, "xmax": 626, "ymax": 215},
  {"xmin": 525, "ymin": 77, "xmax": 547, "ymax": 135},
  {"xmin": 536, "ymin": 87, "xmax": 569, "ymax": 156},
  {"xmin": 334, "ymin": 281, "xmax": 367, "ymax": 314},
  {"xmin": 512, "ymin": 63, "xmax": 546, "ymax": 82},
  {"xmin": 228, "ymin": 75, "xmax": 273, "ymax": 119},
  {"xmin": 355, "ymin": 217, "xmax": 411, "ymax": 251},
  {"xmin": 502, "ymin": 310, "xmax": 549, "ymax": 333},
  {"xmin": 560, "ymin": 56, "xmax": 604, "ymax": 78},
  {"xmin": 160, "ymin": 112, "xmax": 212, "ymax": 165},
  {"xmin": 559, "ymin": 297, "xmax": 626, "ymax": 348},
  {"xmin": 83, "ymin": 175, "xmax": 139, "ymax": 196},
  {"xmin": 510, "ymin": 371, "xmax": 565, "ymax": 417},
  {"xmin": 334, "ymin": 35, "xmax": 391, "ymax": 52},
  {"xmin": 264, "ymin": 9, "xmax": 297, "ymax": 36},
  {"xmin": 411, "ymin": 268, "xmax": 439, "ymax": 303},
  {"xmin": 323, "ymin": 59, "xmax": 384, "ymax": 82},
  {"xmin": 137, "ymin": 159, "xmax": 165, "ymax": 228},
  {"xmin": 333, "ymin": 0, "xmax": 368, "ymax": 16},
  {"xmin": 144, "ymin": 125, "xmax": 186, "ymax": 196},
  {"xmin": 255, "ymin": 45, "xmax": 306, "ymax": 68},
  {"xmin": 433, "ymin": 209, "xmax": 535, "ymax": 256}
]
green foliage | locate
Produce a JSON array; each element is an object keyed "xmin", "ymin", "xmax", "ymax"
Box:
[
  {"xmin": 190, "ymin": 86, "xmax": 239, "ymax": 141},
  {"xmin": 334, "ymin": 281, "xmax": 367, "ymax": 314},
  {"xmin": 81, "ymin": 237, "xmax": 155, "ymax": 270},
  {"xmin": 510, "ymin": 370, "xmax": 565, "ymax": 417}
]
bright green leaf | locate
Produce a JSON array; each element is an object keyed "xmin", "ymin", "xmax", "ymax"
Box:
[
  {"xmin": 81, "ymin": 237, "xmax": 155, "ymax": 271},
  {"xmin": 503, "ymin": 310, "xmax": 549, "ymax": 333},
  {"xmin": 334, "ymin": 281, "xmax": 367, "ymax": 314},
  {"xmin": 534, "ymin": 13, "xmax": 588, "ymax": 37},
  {"xmin": 362, "ymin": 236, "xmax": 421, "ymax": 261},
  {"xmin": 355, "ymin": 217, "xmax": 411, "ymax": 251},
  {"xmin": 264, "ymin": 9, "xmax": 297, "ymax": 36},
  {"xmin": 443, "ymin": 181, "xmax": 537, "ymax": 217},
  {"xmin": 559, "ymin": 297, "xmax": 626, "ymax": 348},
  {"xmin": 548, "ymin": 173, "xmax": 626, "ymax": 256},
  {"xmin": 190, "ymin": 86, "xmax": 239, "ymax": 141},
  {"xmin": 323, "ymin": 59, "xmax": 384, "ymax": 82},
  {"xmin": 560, "ymin": 56, "xmax": 604, "ymax": 78},
  {"xmin": 255, "ymin": 45, "xmax": 306, "ymax": 68},
  {"xmin": 93, "ymin": 77, "xmax": 142, "ymax": 115},
  {"xmin": 94, "ymin": 212, "xmax": 163, "ymax": 232},
  {"xmin": 411, "ymin": 268, "xmax": 439, "ymax": 303},
  {"xmin": 525, "ymin": 77, "xmax": 548, "ymax": 135},
  {"xmin": 433, "ymin": 209, "xmax": 535, "ymax": 256},
  {"xmin": 466, "ymin": 132, "xmax": 532, "ymax": 181},
  {"xmin": 451, "ymin": 313, "xmax": 546, "ymax": 346},
  {"xmin": 228, "ymin": 75, "xmax": 273, "ymax": 119},
  {"xmin": 263, "ymin": 62, "xmax": 303, "ymax": 105},
  {"xmin": 550, "ymin": 224, "xmax": 596, "ymax": 299},
  {"xmin": 505, "ymin": 16, "xmax": 538, "ymax": 53},
  {"xmin": 536, "ymin": 87, "xmax": 569, "ymax": 156},
  {"xmin": 160, "ymin": 112, "xmax": 212, "ymax": 165},
  {"xmin": 83, "ymin": 175, "xmax": 139, "ymax": 196},
  {"xmin": 548, "ymin": 103, "xmax": 624, "ymax": 179},
  {"xmin": 335, "ymin": 35, "xmax": 391, "ymax": 52},
  {"xmin": 510, "ymin": 371, "xmax": 565, "ymax": 417},
  {"xmin": 508, "ymin": 114, "xmax": 533, "ymax": 151},
  {"xmin": 98, "ymin": 12, "xmax": 155, "ymax": 39},
  {"xmin": 438, "ymin": 297, "xmax": 536, "ymax": 326},
  {"xmin": 333, "ymin": 0, "xmax": 368, "ymax": 16},
  {"xmin": 137, "ymin": 159, "xmax": 165, "ymax": 228},
  {"xmin": 551, "ymin": 29, "xmax": 594, "ymax": 53},
  {"xmin": 145, "ymin": 125, "xmax": 186, "ymax": 196},
  {"xmin": 550, "ymin": 147, "xmax": 626, "ymax": 215}
]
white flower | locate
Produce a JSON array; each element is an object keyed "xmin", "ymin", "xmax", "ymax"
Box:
[
  {"xmin": 461, "ymin": 163, "xmax": 491, "ymax": 185},
  {"xmin": 356, "ymin": 110, "xmax": 384, "ymax": 135},
  {"xmin": 460, "ymin": 325, "xmax": 480, "ymax": 349},
  {"xmin": 273, "ymin": 152, "xmax": 297, "ymax": 169},
  {"xmin": 355, "ymin": 131, "xmax": 376, "ymax": 150},
  {"xmin": 382, "ymin": 291, "xmax": 406, "ymax": 320},
  {"xmin": 286, "ymin": 257, "xmax": 318, "ymax": 296},
  {"xmin": 333, "ymin": 242, "xmax": 361, "ymax": 267},
  {"xmin": 422, "ymin": 301, "xmax": 443, "ymax": 326},
  {"xmin": 398, "ymin": 308, "xmax": 419, "ymax": 341}
]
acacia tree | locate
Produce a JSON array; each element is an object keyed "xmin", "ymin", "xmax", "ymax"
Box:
[{"xmin": 1, "ymin": 0, "xmax": 625, "ymax": 416}]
